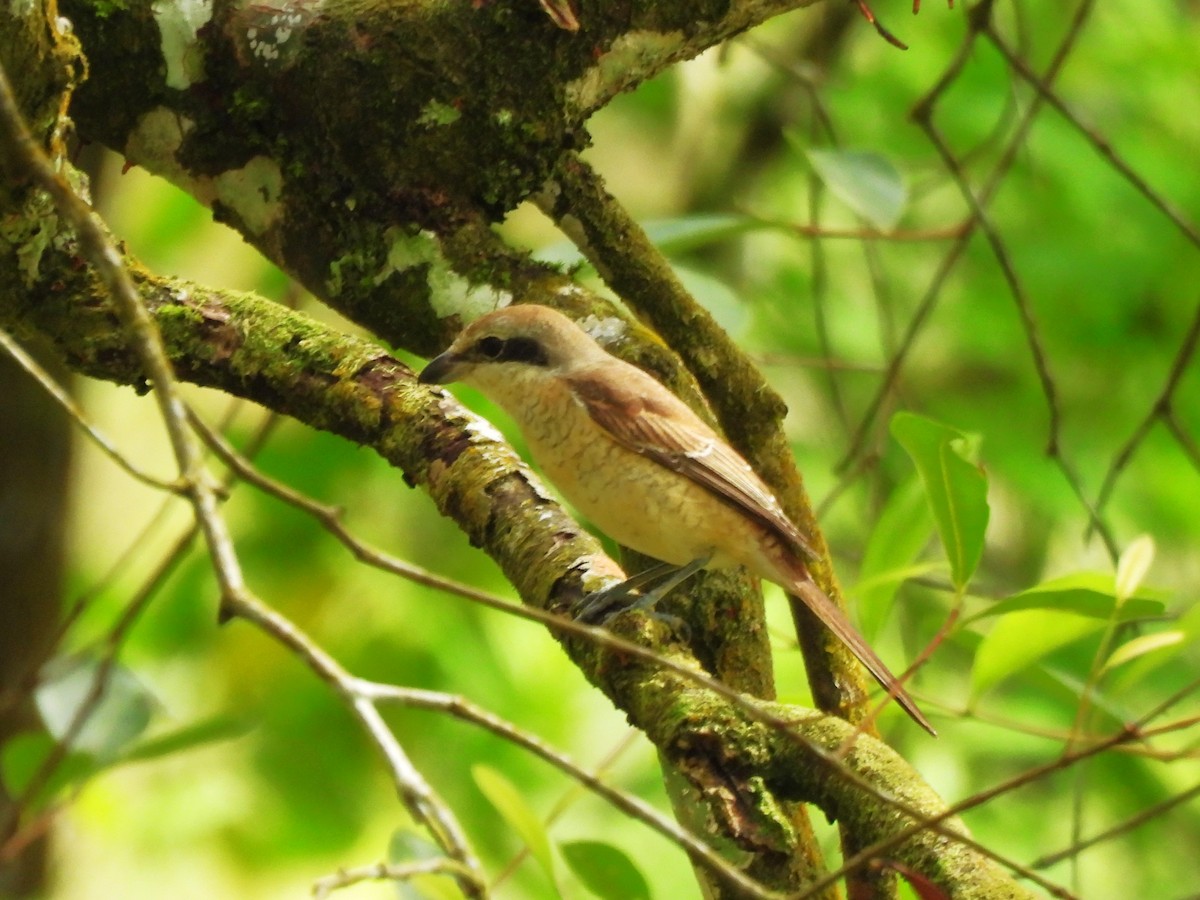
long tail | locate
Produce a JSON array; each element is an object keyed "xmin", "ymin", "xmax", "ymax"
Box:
[{"xmin": 792, "ymin": 577, "xmax": 936, "ymax": 736}]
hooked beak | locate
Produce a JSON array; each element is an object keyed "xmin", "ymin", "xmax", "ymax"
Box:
[{"xmin": 418, "ymin": 351, "xmax": 466, "ymax": 385}]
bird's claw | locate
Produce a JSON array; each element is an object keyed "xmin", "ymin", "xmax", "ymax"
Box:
[{"xmin": 570, "ymin": 554, "xmax": 712, "ymax": 631}]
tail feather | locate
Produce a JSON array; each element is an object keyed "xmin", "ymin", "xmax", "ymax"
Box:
[{"xmin": 793, "ymin": 578, "xmax": 936, "ymax": 736}]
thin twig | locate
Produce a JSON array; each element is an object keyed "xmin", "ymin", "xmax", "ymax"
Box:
[
  {"xmin": 312, "ymin": 858, "xmax": 478, "ymax": 899},
  {"xmin": 984, "ymin": 27, "xmax": 1200, "ymax": 252},
  {"xmin": 0, "ymin": 329, "xmax": 182, "ymax": 492},
  {"xmin": 1031, "ymin": 781, "xmax": 1200, "ymax": 870},
  {"xmin": 1091, "ymin": 297, "xmax": 1200, "ymax": 519},
  {"xmin": 225, "ymin": 591, "xmax": 488, "ymax": 898}
]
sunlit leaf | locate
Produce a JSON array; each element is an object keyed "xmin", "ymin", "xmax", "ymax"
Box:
[
  {"xmin": 642, "ymin": 213, "xmax": 760, "ymax": 254},
  {"xmin": 968, "ymin": 573, "xmax": 1165, "ymax": 624},
  {"xmin": 971, "ymin": 610, "xmax": 1104, "ymax": 700},
  {"xmin": 35, "ymin": 655, "xmax": 155, "ymax": 761},
  {"xmin": 1108, "ymin": 602, "xmax": 1200, "ymax": 696},
  {"xmin": 800, "ymin": 145, "xmax": 908, "ymax": 231},
  {"xmin": 1115, "ymin": 534, "xmax": 1156, "ymax": 603},
  {"xmin": 533, "ymin": 213, "xmax": 763, "ymax": 271},
  {"xmin": 1102, "ymin": 631, "xmax": 1185, "ymax": 675},
  {"xmin": 561, "ymin": 840, "xmax": 650, "ymax": 900},
  {"xmin": 120, "ymin": 714, "xmax": 255, "ymax": 764},
  {"xmin": 891, "ymin": 412, "xmax": 989, "ymax": 591},
  {"xmin": 855, "ymin": 477, "xmax": 937, "ymax": 639},
  {"xmin": 473, "ymin": 765, "xmax": 558, "ymax": 891}
]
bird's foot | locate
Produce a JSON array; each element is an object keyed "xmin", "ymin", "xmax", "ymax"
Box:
[{"xmin": 571, "ymin": 554, "xmax": 712, "ymax": 627}]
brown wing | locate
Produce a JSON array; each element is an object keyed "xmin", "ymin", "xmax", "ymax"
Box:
[{"xmin": 567, "ymin": 368, "xmax": 819, "ymax": 562}]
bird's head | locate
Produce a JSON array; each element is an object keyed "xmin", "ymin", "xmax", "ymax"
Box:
[{"xmin": 418, "ymin": 304, "xmax": 605, "ymax": 390}]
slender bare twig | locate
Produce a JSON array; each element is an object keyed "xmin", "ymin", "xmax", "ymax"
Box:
[
  {"xmin": 0, "ymin": 409, "xmax": 277, "ymax": 854},
  {"xmin": 879, "ymin": 0, "xmax": 1121, "ymax": 560},
  {"xmin": 1091, "ymin": 298, "xmax": 1200, "ymax": 519},
  {"xmin": 312, "ymin": 858, "xmax": 479, "ymax": 899},
  {"xmin": 983, "ymin": 27, "xmax": 1200, "ymax": 252},
  {"xmin": 1031, "ymin": 781, "xmax": 1200, "ymax": 870},
  {"xmin": 0, "ymin": 329, "xmax": 182, "ymax": 492},
  {"xmin": 225, "ymin": 591, "xmax": 488, "ymax": 898}
]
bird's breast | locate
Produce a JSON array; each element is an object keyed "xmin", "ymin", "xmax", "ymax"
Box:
[{"xmin": 497, "ymin": 381, "xmax": 748, "ymax": 568}]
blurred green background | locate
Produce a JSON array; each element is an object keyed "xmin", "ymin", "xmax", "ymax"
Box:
[{"xmin": 6, "ymin": 2, "xmax": 1200, "ymax": 898}]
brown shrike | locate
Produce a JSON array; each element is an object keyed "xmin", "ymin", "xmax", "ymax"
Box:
[{"xmin": 419, "ymin": 304, "xmax": 934, "ymax": 735}]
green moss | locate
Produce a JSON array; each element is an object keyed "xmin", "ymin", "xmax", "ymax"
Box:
[
  {"xmin": 89, "ymin": 0, "xmax": 131, "ymax": 18},
  {"xmin": 1, "ymin": 190, "xmax": 69, "ymax": 287},
  {"xmin": 416, "ymin": 99, "xmax": 462, "ymax": 127}
]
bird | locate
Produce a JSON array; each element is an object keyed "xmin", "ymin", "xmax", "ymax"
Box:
[{"xmin": 418, "ymin": 304, "xmax": 934, "ymax": 735}]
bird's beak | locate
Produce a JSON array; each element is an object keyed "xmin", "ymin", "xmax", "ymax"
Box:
[{"xmin": 418, "ymin": 350, "xmax": 466, "ymax": 385}]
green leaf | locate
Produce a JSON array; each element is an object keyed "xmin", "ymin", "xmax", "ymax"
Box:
[
  {"xmin": 854, "ymin": 477, "xmax": 937, "ymax": 639},
  {"xmin": 1109, "ymin": 601, "xmax": 1200, "ymax": 695},
  {"xmin": 1102, "ymin": 631, "xmax": 1185, "ymax": 675},
  {"xmin": 800, "ymin": 146, "xmax": 908, "ymax": 231},
  {"xmin": 533, "ymin": 213, "xmax": 762, "ymax": 271},
  {"xmin": 561, "ymin": 840, "xmax": 651, "ymax": 900},
  {"xmin": 641, "ymin": 213, "xmax": 760, "ymax": 254},
  {"xmin": 35, "ymin": 655, "xmax": 155, "ymax": 761},
  {"xmin": 890, "ymin": 412, "xmax": 990, "ymax": 591},
  {"xmin": 0, "ymin": 732, "xmax": 97, "ymax": 810},
  {"xmin": 472, "ymin": 764, "xmax": 558, "ymax": 891},
  {"xmin": 119, "ymin": 714, "xmax": 254, "ymax": 765},
  {"xmin": 1115, "ymin": 534, "xmax": 1155, "ymax": 602},
  {"xmin": 971, "ymin": 610, "xmax": 1104, "ymax": 700},
  {"xmin": 966, "ymin": 572, "xmax": 1165, "ymax": 624}
]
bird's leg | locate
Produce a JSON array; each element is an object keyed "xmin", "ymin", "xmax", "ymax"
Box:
[{"xmin": 572, "ymin": 554, "xmax": 712, "ymax": 624}]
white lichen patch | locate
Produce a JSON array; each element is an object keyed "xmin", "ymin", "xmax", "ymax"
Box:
[
  {"xmin": 578, "ymin": 312, "xmax": 629, "ymax": 346},
  {"xmin": 565, "ymin": 29, "xmax": 685, "ymax": 112},
  {"xmin": 462, "ymin": 413, "xmax": 509, "ymax": 447},
  {"xmin": 245, "ymin": 7, "xmax": 307, "ymax": 64},
  {"xmin": 124, "ymin": 108, "xmax": 215, "ymax": 203},
  {"xmin": 213, "ymin": 156, "xmax": 284, "ymax": 235},
  {"xmin": 8, "ymin": 0, "xmax": 37, "ymax": 20},
  {"xmin": 377, "ymin": 227, "xmax": 513, "ymax": 321},
  {"xmin": 152, "ymin": 0, "xmax": 213, "ymax": 89},
  {"xmin": 123, "ymin": 112, "xmax": 285, "ymax": 240},
  {"xmin": 417, "ymin": 100, "xmax": 462, "ymax": 128}
]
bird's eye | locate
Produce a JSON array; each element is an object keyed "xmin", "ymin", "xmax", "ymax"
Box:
[{"xmin": 477, "ymin": 336, "xmax": 505, "ymax": 359}]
